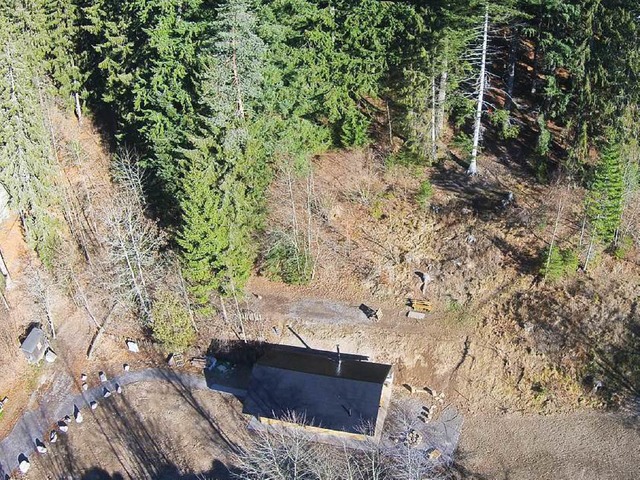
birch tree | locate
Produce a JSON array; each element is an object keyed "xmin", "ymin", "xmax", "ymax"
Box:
[{"xmin": 102, "ymin": 151, "xmax": 165, "ymax": 319}]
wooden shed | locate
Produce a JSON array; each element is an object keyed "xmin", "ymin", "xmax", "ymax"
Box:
[{"xmin": 20, "ymin": 328, "xmax": 49, "ymax": 364}]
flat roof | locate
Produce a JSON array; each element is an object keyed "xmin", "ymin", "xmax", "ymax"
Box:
[{"xmin": 243, "ymin": 348, "xmax": 392, "ymax": 435}]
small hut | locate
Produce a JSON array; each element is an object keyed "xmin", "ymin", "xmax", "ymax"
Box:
[{"xmin": 20, "ymin": 328, "xmax": 49, "ymax": 364}]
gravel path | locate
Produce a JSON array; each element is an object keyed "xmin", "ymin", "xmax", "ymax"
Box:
[
  {"xmin": 0, "ymin": 368, "xmax": 244, "ymax": 478},
  {"xmin": 459, "ymin": 411, "xmax": 640, "ymax": 480}
]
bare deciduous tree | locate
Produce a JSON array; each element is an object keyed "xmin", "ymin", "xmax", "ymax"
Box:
[
  {"xmin": 24, "ymin": 260, "xmax": 57, "ymax": 338},
  {"xmin": 101, "ymin": 150, "xmax": 166, "ymax": 319},
  {"xmin": 233, "ymin": 406, "xmax": 452, "ymax": 480}
]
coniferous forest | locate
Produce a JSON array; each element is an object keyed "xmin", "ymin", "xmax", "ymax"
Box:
[
  {"xmin": 2, "ymin": 0, "xmax": 639, "ymax": 302},
  {"xmin": 1, "ymin": 1, "xmax": 640, "ymax": 476}
]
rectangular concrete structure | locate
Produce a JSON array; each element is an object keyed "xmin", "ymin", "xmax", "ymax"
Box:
[{"xmin": 243, "ymin": 348, "xmax": 393, "ymax": 439}]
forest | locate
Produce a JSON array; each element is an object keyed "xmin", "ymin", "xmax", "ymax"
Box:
[
  {"xmin": 1, "ymin": 0, "xmax": 640, "ymax": 477},
  {"xmin": 3, "ymin": 0, "xmax": 639, "ymax": 311}
]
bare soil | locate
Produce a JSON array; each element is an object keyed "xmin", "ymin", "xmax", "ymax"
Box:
[{"xmin": 459, "ymin": 411, "xmax": 640, "ymax": 480}]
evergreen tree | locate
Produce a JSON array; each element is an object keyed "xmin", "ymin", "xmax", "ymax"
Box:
[
  {"xmin": 587, "ymin": 141, "xmax": 625, "ymax": 243},
  {"xmin": 82, "ymin": 0, "xmax": 203, "ymax": 198},
  {"xmin": 0, "ymin": 10, "xmax": 61, "ymax": 267},
  {"xmin": 179, "ymin": 0, "xmax": 269, "ymax": 301},
  {"xmin": 41, "ymin": 0, "xmax": 85, "ymax": 110}
]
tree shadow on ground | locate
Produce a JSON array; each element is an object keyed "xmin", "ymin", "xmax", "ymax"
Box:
[
  {"xmin": 430, "ymin": 161, "xmax": 515, "ymax": 221},
  {"xmin": 35, "ymin": 376, "xmax": 241, "ymax": 480},
  {"xmin": 488, "ymin": 234, "xmax": 539, "ymax": 276},
  {"xmin": 80, "ymin": 459, "xmax": 234, "ymax": 480},
  {"xmin": 522, "ymin": 287, "xmax": 640, "ymax": 418},
  {"xmin": 155, "ymin": 368, "xmax": 244, "ymax": 454}
]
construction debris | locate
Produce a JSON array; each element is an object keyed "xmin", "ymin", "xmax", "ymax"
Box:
[
  {"xmin": 168, "ymin": 353, "xmax": 185, "ymax": 368},
  {"xmin": 404, "ymin": 429, "xmax": 422, "ymax": 447},
  {"xmin": 414, "ymin": 271, "xmax": 432, "ymax": 294},
  {"xmin": 427, "ymin": 447, "xmax": 443, "ymax": 461},
  {"xmin": 190, "ymin": 356, "xmax": 207, "ymax": 368},
  {"xmin": 358, "ymin": 304, "xmax": 381, "ymax": 321},
  {"xmin": 407, "ymin": 310, "xmax": 426, "ymax": 320},
  {"xmin": 406, "ymin": 299, "xmax": 432, "ymax": 312}
]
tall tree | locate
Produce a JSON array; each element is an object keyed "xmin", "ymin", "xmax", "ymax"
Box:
[
  {"xmin": 0, "ymin": 9, "xmax": 61, "ymax": 267},
  {"xmin": 82, "ymin": 0, "xmax": 203, "ymax": 199},
  {"xmin": 179, "ymin": 0, "xmax": 268, "ymax": 302},
  {"xmin": 586, "ymin": 141, "xmax": 625, "ymax": 244},
  {"xmin": 41, "ymin": 0, "xmax": 85, "ymax": 117}
]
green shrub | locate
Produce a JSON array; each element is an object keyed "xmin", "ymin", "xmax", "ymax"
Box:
[
  {"xmin": 150, "ymin": 291, "xmax": 195, "ymax": 353},
  {"xmin": 385, "ymin": 148, "xmax": 426, "ymax": 168},
  {"xmin": 490, "ymin": 109, "xmax": 520, "ymax": 140},
  {"xmin": 340, "ymin": 107, "xmax": 370, "ymax": 147},
  {"xmin": 540, "ymin": 246, "xmax": 579, "ymax": 280},
  {"xmin": 452, "ymin": 133, "xmax": 473, "ymax": 156},
  {"xmin": 370, "ymin": 198, "xmax": 384, "ymax": 220},
  {"xmin": 536, "ymin": 114, "xmax": 552, "ymax": 157},
  {"xmin": 263, "ymin": 234, "xmax": 313, "ymax": 285},
  {"xmin": 416, "ymin": 180, "xmax": 434, "ymax": 208},
  {"xmin": 614, "ymin": 235, "xmax": 634, "ymax": 260}
]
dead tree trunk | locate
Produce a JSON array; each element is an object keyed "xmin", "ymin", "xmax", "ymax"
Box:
[
  {"xmin": 505, "ymin": 28, "xmax": 518, "ymax": 111},
  {"xmin": 87, "ymin": 302, "xmax": 118, "ymax": 359},
  {"xmin": 436, "ymin": 60, "xmax": 448, "ymax": 139},
  {"xmin": 468, "ymin": 5, "xmax": 489, "ymax": 176},
  {"xmin": 431, "ymin": 75, "xmax": 437, "ymax": 163},
  {"xmin": 231, "ymin": 28, "xmax": 245, "ymax": 120},
  {"xmin": 74, "ymin": 92, "xmax": 82, "ymax": 124},
  {"xmin": 0, "ymin": 248, "xmax": 10, "ymax": 282}
]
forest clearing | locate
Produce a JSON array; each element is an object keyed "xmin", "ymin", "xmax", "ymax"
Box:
[{"xmin": 1, "ymin": 0, "xmax": 639, "ymax": 479}]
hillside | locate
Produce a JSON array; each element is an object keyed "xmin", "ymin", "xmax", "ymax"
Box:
[{"xmin": 1, "ymin": 0, "xmax": 639, "ymax": 479}]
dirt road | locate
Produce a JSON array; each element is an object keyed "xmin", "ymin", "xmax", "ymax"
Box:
[{"xmin": 459, "ymin": 411, "xmax": 640, "ymax": 480}]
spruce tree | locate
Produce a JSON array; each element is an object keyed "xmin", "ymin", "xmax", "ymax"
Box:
[
  {"xmin": 83, "ymin": 0, "xmax": 203, "ymax": 199},
  {"xmin": 587, "ymin": 142, "xmax": 625, "ymax": 243},
  {"xmin": 0, "ymin": 11, "xmax": 60, "ymax": 267},
  {"xmin": 40, "ymin": 0, "xmax": 84, "ymax": 110},
  {"xmin": 179, "ymin": 0, "xmax": 268, "ymax": 301}
]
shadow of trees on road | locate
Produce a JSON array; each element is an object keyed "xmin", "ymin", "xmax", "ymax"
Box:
[
  {"xmin": 33, "ymin": 375, "xmax": 243, "ymax": 480},
  {"xmin": 79, "ymin": 459, "xmax": 233, "ymax": 480}
]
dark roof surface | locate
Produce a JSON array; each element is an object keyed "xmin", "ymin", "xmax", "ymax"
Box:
[
  {"xmin": 20, "ymin": 328, "xmax": 46, "ymax": 354},
  {"xmin": 243, "ymin": 348, "xmax": 392, "ymax": 434}
]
